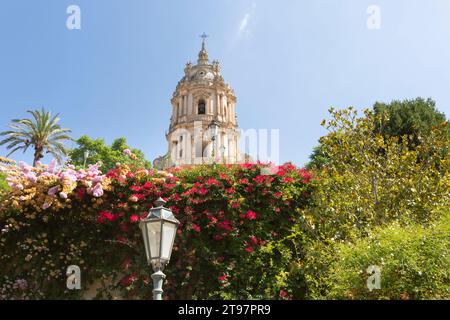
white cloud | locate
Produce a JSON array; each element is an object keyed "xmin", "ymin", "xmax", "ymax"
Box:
[{"xmin": 238, "ymin": 2, "xmax": 256, "ymax": 37}]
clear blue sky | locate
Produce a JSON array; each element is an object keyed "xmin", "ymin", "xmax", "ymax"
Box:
[{"xmin": 1, "ymin": 0, "xmax": 450, "ymax": 167}]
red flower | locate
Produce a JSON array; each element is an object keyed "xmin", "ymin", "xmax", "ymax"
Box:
[
  {"xmin": 244, "ymin": 186, "xmax": 254, "ymax": 193},
  {"xmin": 245, "ymin": 246, "xmax": 254, "ymax": 253},
  {"xmin": 192, "ymin": 223, "xmax": 201, "ymax": 232},
  {"xmin": 276, "ymin": 169, "xmax": 286, "ymax": 177},
  {"xmin": 96, "ymin": 211, "xmax": 116, "ymax": 223},
  {"xmin": 120, "ymin": 274, "xmax": 137, "ymax": 287},
  {"xmin": 197, "ymin": 188, "xmax": 208, "ymax": 195},
  {"xmin": 283, "ymin": 177, "xmax": 294, "ymax": 183},
  {"xmin": 225, "ymin": 188, "xmax": 235, "ymax": 194},
  {"xmin": 246, "ymin": 210, "xmax": 257, "ymax": 220},
  {"xmin": 249, "ymin": 236, "xmax": 258, "ymax": 245},
  {"xmin": 205, "ymin": 178, "xmax": 221, "ymax": 186},
  {"xmin": 213, "ymin": 234, "xmax": 223, "ymax": 241},
  {"xmin": 231, "ymin": 201, "xmax": 240, "ymax": 209},
  {"xmin": 274, "ymin": 192, "xmax": 283, "ymax": 198},
  {"xmin": 130, "ymin": 185, "xmax": 141, "ymax": 192},
  {"xmin": 253, "ymin": 175, "xmax": 273, "ymax": 184},
  {"xmin": 299, "ymin": 168, "xmax": 312, "ymax": 183},
  {"xmin": 279, "ymin": 290, "xmax": 288, "ymax": 298},
  {"xmin": 130, "ymin": 215, "xmax": 139, "ymax": 223},
  {"xmin": 217, "ymin": 220, "xmax": 233, "ymax": 231},
  {"xmin": 219, "ymin": 173, "xmax": 229, "ymax": 180},
  {"xmin": 218, "ymin": 274, "xmax": 228, "ymax": 282},
  {"xmin": 143, "ymin": 181, "xmax": 153, "ymax": 189},
  {"xmin": 76, "ymin": 187, "xmax": 86, "ymax": 200}
]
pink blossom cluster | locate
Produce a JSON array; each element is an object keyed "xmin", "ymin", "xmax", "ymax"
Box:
[{"xmin": 3, "ymin": 160, "xmax": 109, "ymax": 210}]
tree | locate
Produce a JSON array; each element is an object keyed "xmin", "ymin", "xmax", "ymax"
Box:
[
  {"xmin": 305, "ymin": 145, "xmax": 328, "ymax": 170},
  {"xmin": 373, "ymin": 97, "xmax": 448, "ymax": 146},
  {"xmin": 69, "ymin": 135, "xmax": 151, "ymax": 172},
  {"xmin": 306, "ymin": 98, "xmax": 448, "ymax": 169},
  {"xmin": 0, "ymin": 109, "xmax": 72, "ymax": 166},
  {"xmin": 305, "ymin": 107, "xmax": 449, "ymax": 239}
]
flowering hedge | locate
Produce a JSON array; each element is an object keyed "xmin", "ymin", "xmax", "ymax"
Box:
[{"xmin": 0, "ymin": 160, "xmax": 313, "ymax": 299}]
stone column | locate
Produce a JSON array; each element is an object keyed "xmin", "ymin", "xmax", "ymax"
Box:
[
  {"xmin": 215, "ymin": 93, "xmax": 219, "ymax": 117},
  {"xmin": 209, "ymin": 96, "xmax": 214, "ymax": 114},
  {"xmin": 188, "ymin": 94, "xmax": 193, "ymax": 115},
  {"xmin": 174, "ymin": 105, "xmax": 178, "ymax": 124}
]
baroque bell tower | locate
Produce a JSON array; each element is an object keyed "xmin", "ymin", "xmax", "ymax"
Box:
[{"xmin": 157, "ymin": 34, "xmax": 241, "ymax": 168}]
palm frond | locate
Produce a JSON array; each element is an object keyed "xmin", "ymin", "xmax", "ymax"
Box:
[{"xmin": 0, "ymin": 108, "xmax": 72, "ymax": 163}]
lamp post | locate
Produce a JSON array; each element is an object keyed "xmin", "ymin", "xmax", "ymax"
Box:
[
  {"xmin": 83, "ymin": 150, "xmax": 90, "ymax": 167},
  {"xmin": 139, "ymin": 197, "xmax": 180, "ymax": 300},
  {"xmin": 208, "ymin": 120, "xmax": 220, "ymax": 164}
]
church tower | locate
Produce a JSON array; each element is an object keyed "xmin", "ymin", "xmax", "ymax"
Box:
[{"xmin": 158, "ymin": 35, "xmax": 241, "ymax": 167}]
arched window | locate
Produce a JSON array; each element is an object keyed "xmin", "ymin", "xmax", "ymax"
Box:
[{"xmin": 198, "ymin": 100, "xmax": 206, "ymax": 115}]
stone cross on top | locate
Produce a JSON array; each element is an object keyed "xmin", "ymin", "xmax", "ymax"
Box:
[{"xmin": 200, "ymin": 32, "xmax": 209, "ymax": 49}]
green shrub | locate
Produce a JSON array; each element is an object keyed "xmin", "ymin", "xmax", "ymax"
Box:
[{"xmin": 303, "ymin": 210, "xmax": 450, "ymax": 300}]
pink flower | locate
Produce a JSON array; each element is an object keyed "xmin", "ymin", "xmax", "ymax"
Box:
[
  {"xmin": 48, "ymin": 186, "xmax": 59, "ymax": 197},
  {"xmin": 128, "ymin": 195, "xmax": 139, "ymax": 202},
  {"xmin": 59, "ymin": 192, "xmax": 68, "ymax": 199},
  {"xmin": 25, "ymin": 172, "xmax": 37, "ymax": 183},
  {"xmin": 246, "ymin": 210, "xmax": 257, "ymax": 220},
  {"xmin": 123, "ymin": 149, "xmax": 132, "ymax": 157},
  {"xmin": 249, "ymin": 236, "xmax": 258, "ymax": 245},
  {"xmin": 279, "ymin": 290, "xmax": 288, "ymax": 298},
  {"xmin": 92, "ymin": 183, "xmax": 104, "ymax": 197},
  {"xmin": 192, "ymin": 223, "xmax": 201, "ymax": 232},
  {"xmin": 42, "ymin": 202, "xmax": 51, "ymax": 210},
  {"xmin": 130, "ymin": 215, "xmax": 139, "ymax": 223}
]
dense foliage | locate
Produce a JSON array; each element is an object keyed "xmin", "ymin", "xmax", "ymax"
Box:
[
  {"xmin": 69, "ymin": 135, "xmax": 151, "ymax": 172},
  {"xmin": 307, "ymin": 97, "xmax": 448, "ymax": 169},
  {"xmin": 299, "ymin": 107, "xmax": 449, "ymax": 299},
  {"xmin": 0, "ymin": 106, "xmax": 448, "ymax": 300},
  {"xmin": 0, "ymin": 158, "xmax": 312, "ymax": 299},
  {"xmin": 304, "ymin": 210, "xmax": 449, "ymax": 299},
  {"xmin": 373, "ymin": 98, "xmax": 448, "ymax": 146}
]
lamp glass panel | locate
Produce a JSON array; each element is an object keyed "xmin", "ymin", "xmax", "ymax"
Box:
[
  {"xmin": 146, "ymin": 220, "xmax": 162, "ymax": 259},
  {"xmin": 141, "ymin": 224, "xmax": 150, "ymax": 262},
  {"xmin": 161, "ymin": 221, "xmax": 177, "ymax": 260}
]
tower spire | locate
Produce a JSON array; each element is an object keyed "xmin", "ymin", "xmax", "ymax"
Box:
[{"xmin": 198, "ymin": 32, "xmax": 209, "ymax": 65}]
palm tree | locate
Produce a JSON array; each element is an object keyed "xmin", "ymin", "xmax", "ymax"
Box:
[{"xmin": 0, "ymin": 109, "xmax": 72, "ymax": 166}]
